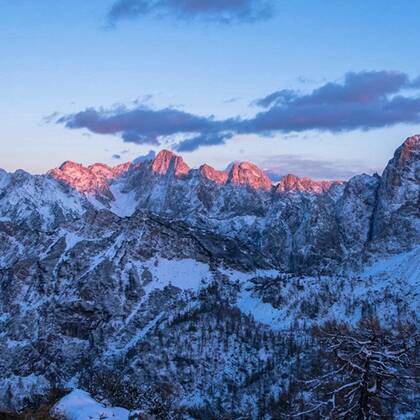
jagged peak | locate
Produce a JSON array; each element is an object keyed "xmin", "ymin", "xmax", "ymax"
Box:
[
  {"xmin": 49, "ymin": 159, "xmax": 131, "ymax": 195},
  {"xmin": 88, "ymin": 162, "xmax": 131, "ymax": 179},
  {"xmin": 112, "ymin": 161, "xmax": 132, "ymax": 176},
  {"xmin": 151, "ymin": 149, "xmax": 190, "ymax": 177},
  {"xmin": 402, "ymin": 134, "xmax": 420, "ymax": 148},
  {"xmin": 379, "ymin": 135, "xmax": 420, "ymax": 192},
  {"xmin": 276, "ymin": 174, "xmax": 341, "ymax": 194},
  {"xmin": 58, "ymin": 160, "xmax": 86, "ymax": 171},
  {"xmin": 395, "ymin": 135, "xmax": 420, "ymax": 166},
  {"xmin": 88, "ymin": 163, "xmax": 114, "ymax": 179},
  {"xmin": 227, "ymin": 161, "xmax": 272, "ymax": 191},
  {"xmin": 199, "ymin": 164, "xmax": 228, "ymax": 185},
  {"xmin": 88, "ymin": 162, "xmax": 112, "ymax": 171}
]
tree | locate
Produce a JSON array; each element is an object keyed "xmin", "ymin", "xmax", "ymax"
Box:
[{"xmin": 295, "ymin": 318, "xmax": 419, "ymax": 419}]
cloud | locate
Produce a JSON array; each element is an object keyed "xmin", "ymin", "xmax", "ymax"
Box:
[
  {"xmin": 174, "ymin": 132, "xmax": 233, "ymax": 152},
  {"xmin": 253, "ymin": 89, "xmax": 298, "ymax": 108},
  {"xmin": 408, "ymin": 76, "xmax": 420, "ymax": 88},
  {"xmin": 57, "ymin": 105, "xmax": 220, "ymax": 146},
  {"xmin": 223, "ymin": 97, "xmax": 242, "ymax": 104},
  {"xmin": 108, "ymin": 0, "xmax": 273, "ymax": 25},
  {"xmin": 257, "ymin": 71, "xmax": 409, "ymax": 109},
  {"xmin": 55, "ymin": 71, "xmax": 420, "ymax": 152},
  {"xmin": 240, "ymin": 71, "xmax": 420, "ymax": 134},
  {"xmin": 262, "ymin": 155, "xmax": 381, "ymax": 181}
]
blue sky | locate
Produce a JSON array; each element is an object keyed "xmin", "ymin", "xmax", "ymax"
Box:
[{"xmin": 1, "ymin": 0, "xmax": 420, "ymax": 178}]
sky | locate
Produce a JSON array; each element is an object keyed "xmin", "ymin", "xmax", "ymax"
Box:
[{"xmin": 1, "ymin": 0, "xmax": 420, "ymax": 179}]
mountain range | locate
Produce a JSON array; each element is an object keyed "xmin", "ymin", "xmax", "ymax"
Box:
[{"xmin": 0, "ymin": 135, "xmax": 418, "ymax": 418}]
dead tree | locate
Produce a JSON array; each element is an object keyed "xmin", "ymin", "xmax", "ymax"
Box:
[{"xmin": 295, "ymin": 318, "xmax": 419, "ymax": 419}]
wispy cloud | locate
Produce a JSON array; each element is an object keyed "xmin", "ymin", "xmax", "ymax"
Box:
[
  {"xmin": 55, "ymin": 71, "xmax": 420, "ymax": 152},
  {"xmin": 108, "ymin": 0, "xmax": 274, "ymax": 26}
]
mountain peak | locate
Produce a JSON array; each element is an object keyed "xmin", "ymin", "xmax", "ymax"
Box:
[
  {"xmin": 199, "ymin": 164, "xmax": 228, "ymax": 185},
  {"xmin": 377, "ymin": 134, "xmax": 419, "ymax": 192},
  {"xmin": 402, "ymin": 134, "xmax": 420, "ymax": 146},
  {"xmin": 151, "ymin": 149, "xmax": 190, "ymax": 177},
  {"xmin": 58, "ymin": 160, "xmax": 85, "ymax": 171},
  {"xmin": 88, "ymin": 162, "xmax": 131, "ymax": 179},
  {"xmin": 397, "ymin": 135, "xmax": 420, "ymax": 165},
  {"xmin": 88, "ymin": 163, "xmax": 114, "ymax": 179},
  {"xmin": 276, "ymin": 174, "xmax": 340, "ymax": 194},
  {"xmin": 228, "ymin": 161, "xmax": 272, "ymax": 191},
  {"xmin": 49, "ymin": 160, "xmax": 130, "ymax": 195}
]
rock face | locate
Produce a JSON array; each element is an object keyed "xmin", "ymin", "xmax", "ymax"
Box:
[
  {"xmin": 151, "ymin": 149, "xmax": 190, "ymax": 177},
  {"xmin": 228, "ymin": 161, "xmax": 273, "ymax": 191},
  {"xmin": 0, "ymin": 135, "xmax": 418, "ymax": 415},
  {"xmin": 48, "ymin": 160, "xmax": 131, "ymax": 200},
  {"xmin": 199, "ymin": 163, "xmax": 228, "ymax": 184},
  {"xmin": 371, "ymin": 135, "xmax": 420, "ymax": 252}
]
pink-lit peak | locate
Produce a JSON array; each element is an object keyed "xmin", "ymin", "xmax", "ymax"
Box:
[
  {"xmin": 199, "ymin": 161, "xmax": 273, "ymax": 191},
  {"xmin": 151, "ymin": 150, "xmax": 190, "ymax": 177},
  {"xmin": 228, "ymin": 161, "xmax": 272, "ymax": 191},
  {"xmin": 397, "ymin": 135, "xmax": 420, "ymax": 166},
  {"xmin": 49, "ymin": 151, "xmax": 346, "ymax": 196},
  {"xmin": 276, "ymin": 174, "xmax": 342, "ymax": 194},
  {"xmin": 199, "ymin": 164, "xmax": 229, "ymax": 185},
  {"xmin": 49, "ymin": 160, "xmax": 131, "ymax": 194}
]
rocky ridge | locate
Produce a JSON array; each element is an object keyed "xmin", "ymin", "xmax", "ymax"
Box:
[{"xmin": 31, "ymin": 135, "xmax": 420, "ymax": 272}]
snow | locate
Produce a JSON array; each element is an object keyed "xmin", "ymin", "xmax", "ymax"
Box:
[
  {"xmin": 122, "ymin": 313, "xmax": 164, "ymax": 351},
  {"xmin": 237, "ymin": 283, "xmax": 283, "ymax": 327},
  {"xmin": 0, "ymin": 374, "xmax": 50, "ymax": 411},
  {"xmin": 146, "ymin": 257, "xmax": 212, "ymax": 291},
  {"xmin": 53, "ymin": 389, "xmax": 129, "ymax": 420},
  {"xmin": 361, "ymin": 246, "xmax": 420, "ymax": 286},
  {"xmin": 65, "ymin": 231, "xmax": 84, "ymax": 251},
  {"xmin": 229, "ymin": 249, "xmax": 420, "ymax": 330},
  {"xmin": 0, "ymin": 169, "xmax": 11, "ymax": 189},
  {"xmin": 108, "ymin": 183, "xmax": 138, "ymax": 217}
]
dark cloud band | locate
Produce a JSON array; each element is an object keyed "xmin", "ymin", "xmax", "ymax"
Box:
[
  {"xmin": 108, "ymin": 0, "xmax": 273, "ymax": 25},
  {"xmin": 56, "ymin": 71, "xmax": 420, "ymax": 152}
]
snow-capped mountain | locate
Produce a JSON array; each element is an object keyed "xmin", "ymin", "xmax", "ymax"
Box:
[{"xmin": 0, "ymin": 136, "xmax": 418, "ymax": 417}]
